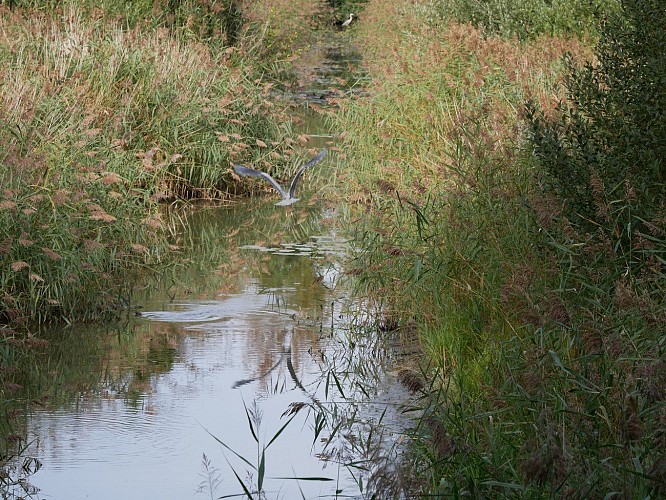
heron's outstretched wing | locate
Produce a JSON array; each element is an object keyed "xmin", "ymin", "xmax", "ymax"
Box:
[
  {"xmin": 288, "ymin": 149, "xmax": 328, "ymax": 198},
  {"xmin": 234, "ymin": 164, "xmax": 288, "ymax": 199}
]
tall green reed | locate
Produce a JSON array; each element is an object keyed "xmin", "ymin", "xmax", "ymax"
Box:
[
  {"xmin": 205, "ymin": 398, "xmax": 341, "ymax": 499},
  {"xmin": 431, "ymin": 0, "xmax": 618, "ymax": 39}
]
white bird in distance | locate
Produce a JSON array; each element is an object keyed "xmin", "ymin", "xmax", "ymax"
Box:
[{"xmin": 233, "ymin": 149, "xmax": 327, "ymax": 206}]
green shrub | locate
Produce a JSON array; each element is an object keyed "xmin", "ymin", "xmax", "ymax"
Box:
[
  {"xmin": 337, "ymin": 0, "xmax": 664, "ymax": 495},
  {"xmin": 434, "ymin": 0, "xmax": 618, "ymax": 38},
  {"xmin": 528, "ymin": 0, "xmax": 665, "ymax": 259}
]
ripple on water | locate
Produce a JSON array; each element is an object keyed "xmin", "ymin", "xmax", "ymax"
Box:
[
  {"xmin": 239, "ymin": 233, "xmax": 349, "ymax": 258},
  {"xmin": 19, "ymin": 222, "xmax": 411, "ymax": 498}
]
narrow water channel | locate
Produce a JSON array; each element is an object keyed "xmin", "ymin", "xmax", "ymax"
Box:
[{"xmin": 3, "ymin": 34, "xmax": 415, "ymax": 499}]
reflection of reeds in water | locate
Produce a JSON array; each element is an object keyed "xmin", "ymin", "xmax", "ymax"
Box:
[
  {"xmin": 0, "ymin": 318, "xmax": 180, "ymax": 491},
  {"xmin": 147, "ymin": 200, "xmax": 346, "ymax": 305},
  {"xmin": 273, "ymin": 315, "xmax": 419, "ymax": 497},
  {"xmin": 159, "ymin": 198, "xmax": 417, "ymax": 497}
]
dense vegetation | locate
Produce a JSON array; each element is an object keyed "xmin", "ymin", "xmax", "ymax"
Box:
[
  {"xmin": 1, "ymin": 0, "xmax": 663, "ymax": 496},
  {"xmin": 0, "ymin": 0, "xmax": 328, "ymax": 327},
  {"xmin": 337, "ymin": 0, "xmax": 664, "ymax": 496},
  {"xmin": 0, "ymin": 0, "xmax": 326, "ymax": 477}
]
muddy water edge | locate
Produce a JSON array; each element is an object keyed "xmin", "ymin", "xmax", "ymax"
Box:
[{"xmin": 1, "ymin": 35, "xmax": 419, "ymax": 498}]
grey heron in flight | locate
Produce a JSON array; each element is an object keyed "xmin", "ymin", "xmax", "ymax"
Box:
[
  {"xmin": 341, "ymin": 13, "xmax": 354, "ymax": 28},
  {"xmin": 233, "ymin": 149, "xmax": 327, "ymax": 206}
]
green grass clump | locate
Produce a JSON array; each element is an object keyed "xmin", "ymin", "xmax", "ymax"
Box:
[{"xmin": 336, "ymin": 0, "xmax": 664, "ymax": 496}]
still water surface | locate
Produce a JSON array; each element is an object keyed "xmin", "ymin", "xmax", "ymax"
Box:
[{"xmin": 18, "ymin": 201, "xmax": 411, "ymax": 499}]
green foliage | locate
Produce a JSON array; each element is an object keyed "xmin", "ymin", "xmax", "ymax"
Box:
[
  {"xmin": 0, "ymin": 166, "xmax": 162, "ymax": 324},
  {"xmin": 529, "ymin": 0, "xmax": 665, "ymax": 227},
  {"xmin": 205, "ymin": 399, "xmax": 330, "ymax": 498},
  {"xmin": 434, "ymin": 0, "xmax": 618, "ymax": 38},
  {"xmin": 527, "ymin": 0, "xmax": 665, "ymax": 343},
  {"xmin": 511, "ymin": 6, "xmax": 666, "ymax": 493},
  {"xmin": 4, "ymin": 0, "xmax": 245, "ymax": 45},
  {"xmin": 348, "ymin": 129, "xmax": 533, "ymax": 366},
  {"xmin": 411, "ymin": 301, "xmax": 666, "ymax": 497},
  {"xmin": 337, "ymin": 0, "xmax": 665, "ymax": 495}
]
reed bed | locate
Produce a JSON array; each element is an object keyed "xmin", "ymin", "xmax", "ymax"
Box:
[
  {"xmin": 336, "ymin": 0, "xmax": 664, "ymax": 495},
  {"xmin": 0, "ymin": 1, "xmax": 306, "ymax": 327},
  {"xmin": 0, "ymin": 0, "xmax": 339, "ymax": 481}
]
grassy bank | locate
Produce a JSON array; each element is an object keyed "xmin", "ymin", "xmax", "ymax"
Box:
[
  {"xmin": 0, "ymin": 0, "xmax": 336, "ymax": 327},
  {"xmin": 336, "ymin": 0, "xmax": 664, "ymax": 496}
]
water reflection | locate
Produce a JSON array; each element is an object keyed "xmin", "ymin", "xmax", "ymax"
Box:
[
  {"xmin": 289, "ymin": 39, "xmax": 368, "ymax": 104},
  {"xmin": 5, "ymin": 201, "xmax": 411, "ymax": 499}
]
